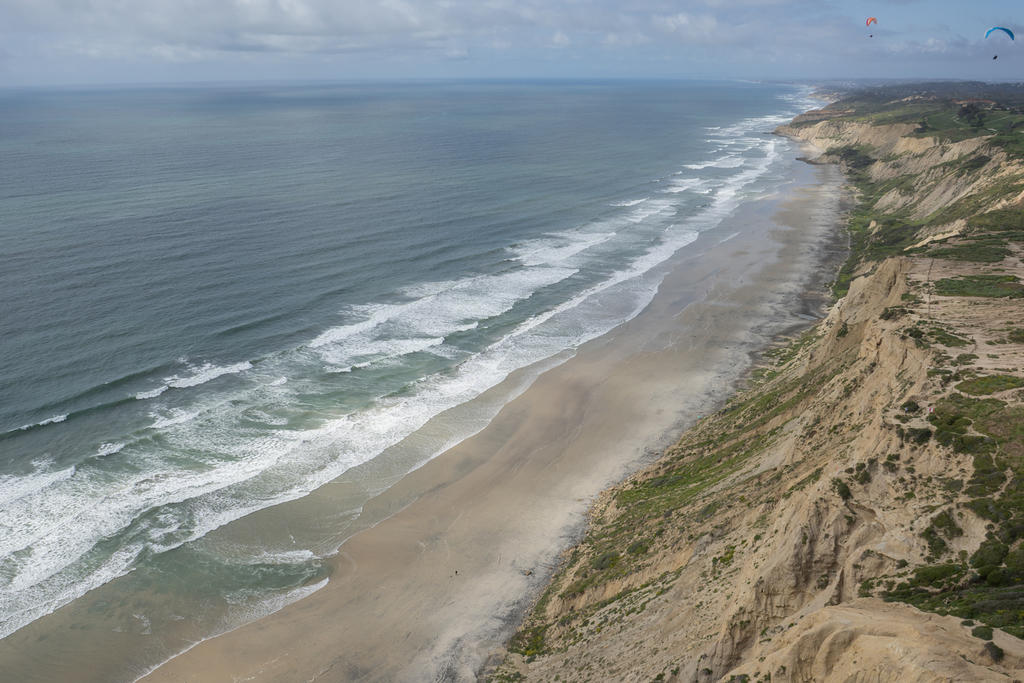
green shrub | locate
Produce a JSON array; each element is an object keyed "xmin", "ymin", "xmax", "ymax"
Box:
[
  {"xmin": 832, "ymin": 145, "xmax": 875, "ymax": 170},
  {"xmin": 929, "ymin": 328, "xmax": 970, "ymax": 347},
  {"xmin": 591, "ymin": 551, "xmax": 620, "ymax": 571},
  {"xmin": 832, "ymin": 478, "xmax": 853, "ymax": 501},
  {"xmin": 508, "ymin": 625, "xmax": 548, "ymax": 656},
  {"xmin": 935, "ymin": 430, "xmax": 994, "ymax": 455},
  {"xmin": 922, "ymin": 511, "xmax": 962, "ymax": 558},
  {"xmin": 985, "ymin": 568, "xmax": 1010, "ymax": 586},
  {"xmin": 965, "ymin": 454, "xmax": 1006, "ymax": 497},
  {"xmin": 1004, "ymin": 547, "xmax": 1024, "ymax": 572},
  {"xmin": 627, "ymin": 540, "xmax": 649, "ymax": 556},
  {"xmin": 905, "ymin": 427, "xmax": 933, "ymax": 445},
  {"xmin": 971, "ymin": 539, "xmax": 1009, "ymax": 579},
  {"xmin": 956, "ymin": 375, "xmax": 1024, "ymax": 396},
  {"xmin": 970, "ymin": 208, "xmax": 1024, "ymax": 233},
  {"xmin": 880, "ymin": 306, "xmax": 907, "ymax": 320},
  {"xmin": 929, "ymin": 411, "xmax": 971, "ymax": 434},
  {"xmin": 912, "ymin": 563, "xmax": 962, "ymax": 586},
  {"xmin": 928, "ymin": 242, "xmax": 1011, "ymax": 263},
  {"xmin": 932, "ymin": 510, "xmax": 964, "ymax": 539},
  {"xmin": 972, "ymin": 624, "xmax": 994, "ymax": 640},
  {"xmin": 934, "ymin": 275, "xmax": 1024, "ymax": 298},
  {"xmin": 961, "ymin": 154, "xmax": 991, "ymax": 172}
]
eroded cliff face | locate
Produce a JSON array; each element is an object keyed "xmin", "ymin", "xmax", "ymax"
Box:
[
  {"xmin": 490, "ymin": 101, "xmax": 1024, "ymax": 682},
  {"xmin": 779, "ymin": 119, "xmax": 1024, "ymax": 224}
]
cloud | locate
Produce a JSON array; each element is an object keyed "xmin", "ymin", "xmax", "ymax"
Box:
[
  {"xmin": 652, "ymin": 12, "xmax": 719, "ymax": 42},
  {"xmin": 0, "ymin": 0, "xmax": 1018, "ymax": 83},
  {"xmin": 602, "ymin": 31, "xmax": 651, "ymax": 47},
  {"xmin": 2, "ymin": 0, "xmax": 647, "ymax": 65},
  {"xmin": 0, "ymin": 0, "xmax": 827, "ymax": 59},
  {"xmin": 698, "ymin": 0, "xmax": 799, "ymax": 6},
  {"xmin": 5, "ymin": 0, "xmax": 450, "ymax": 56}
]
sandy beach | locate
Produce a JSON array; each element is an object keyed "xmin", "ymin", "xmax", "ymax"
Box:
[{"xmin": 128, "ymin": 154, "xmax": 845, "ymax": 682}]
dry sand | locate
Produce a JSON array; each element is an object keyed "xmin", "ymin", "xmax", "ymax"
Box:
[{"xmin": 140, "ymin": 159, "xmax": 845, "ymax": 683}]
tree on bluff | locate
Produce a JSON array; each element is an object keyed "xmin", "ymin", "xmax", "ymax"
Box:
[{"xmin": 959, "ymin": 103, "xmax": 986, "ymax": 128}]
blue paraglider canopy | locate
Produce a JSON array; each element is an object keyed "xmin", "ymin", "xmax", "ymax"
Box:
[{"xmin": 986, "ymin": 27, "xmax": 1015, "ymax": 40}]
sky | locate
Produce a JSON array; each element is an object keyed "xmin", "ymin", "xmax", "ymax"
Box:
[{"xmin": 1, "ymin": 0, "xmax": 1023, "ymax": 86}]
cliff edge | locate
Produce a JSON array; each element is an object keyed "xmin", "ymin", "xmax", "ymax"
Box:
[{"xmin": 490, "ymin": 85, "xmax": 1024, "ymax": 682}]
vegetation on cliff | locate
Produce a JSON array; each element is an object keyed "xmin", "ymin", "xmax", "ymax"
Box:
[{"xmin": 492, "ymin": 84, "xmax": 1024, "ymax": 682}]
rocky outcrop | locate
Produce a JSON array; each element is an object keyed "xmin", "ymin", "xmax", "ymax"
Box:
[
  {"xmin": 730, "ymin": 600, "xmax": 1024, "ymax": 682},
  {"xmin": 778, "ymin": 118, "xmax": 1024, "ymax": 223}
]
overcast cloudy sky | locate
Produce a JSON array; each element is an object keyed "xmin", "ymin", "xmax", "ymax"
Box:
[{"xmin": 1, "ymin": 0, "xmax": 1022, "ymax": 86}]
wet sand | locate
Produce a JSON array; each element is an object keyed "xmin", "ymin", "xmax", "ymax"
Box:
[{"xmin": 139, "ymin": 158, "xmax": 846, "ymax": 682}]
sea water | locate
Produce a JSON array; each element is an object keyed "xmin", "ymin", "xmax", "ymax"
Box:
[{"xmin": 0, "ymin": 80, "xmax": 815, "ymax": 677}]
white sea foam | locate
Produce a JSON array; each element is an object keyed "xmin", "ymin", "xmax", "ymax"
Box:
[
  {"xmin": 609, "ymin": 197, "xmax": 648, "ymax": 207},
  {"xmin": 135, "ymin": 362, "xmax": 252, "ymax": 400},
  {"xmin": 132, "ymin": 612, "xmax": 152, "ymax": 635},
  {"xmin": 318, "ymin": 336, "xmax": 445, "ymax": 368},
  {"xmin": 626, "ymin": 199, "xmax": 674, "ymax": 224},
  {"xmin": 0, "ymin": 464, "xmax": 76, "ymax": 507},
  {"xmin": 148, "ymin": 408, "xmax": 205, "ymax": 430},
  {"xmin": 244, "ymin": 548, "xmax": 318, "ymax": 565},
  {"xmin": 0, "ymin": 262, "xmax": 594, "ymax": 638},
  {"xmin": 663, "ymin": 177, "xmax": 714, "ymax": 194},
  {"xmin": 0, "ymin": 87, "xmax": 807, "ymax": 643},
  {"xmin": 242, "ymin": 409, "xmax": 290, "ymax": 427},
  {"xmin": 95, "ymin": 442, "xmax": 125, "ymax": 457},
  {"xmin": 0, "ymin": 541, "xmax": 141, "ymax": 641},
  {"xmin": 165, "ymin": 362, "xmax": 253, "ymax": 389},
  {"xmin": 130, "ymin": 577, "xmax": 330, "ymax": 683},
  {"xmin": 684, "ymin": 155, "xmax": 744, "ymax": 170},
  {"xmin": 312, "ymin": 265, "xmax": 577, "ymax": 372},
  {"xmin": 0, "ymin": 229, "xmax": 700, "ymax": 640},
  {"xmin": 310, "ymin": 266, "xmax": 574, "ymax": 352},
  {"xmin": 307, "ymin": 306, "xmax": 395, "ymax": 348},
  {"xmin": 510, "ymin": 232, "xmax": 614, "ymax": 267},
  {"xmin": 135, "ymin": 386, "xmax": 168, "ymax": 400},
  {"xmin": 17, "ymin": 414, "xmax": 66, "ymax": 431}
]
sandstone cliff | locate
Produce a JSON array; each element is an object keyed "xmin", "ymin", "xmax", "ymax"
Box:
[{"xmin": 490, "ymin": 88, "xmax": 1024, "ymax": 682}]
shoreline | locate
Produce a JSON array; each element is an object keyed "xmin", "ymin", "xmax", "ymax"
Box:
[
  {"xmin": 139, "ymin": 147, "xmax": 847, "ymax": 682},
  {"xmin": 501, "ymin": 85, "xmax": 1024, "ymax": 681}
]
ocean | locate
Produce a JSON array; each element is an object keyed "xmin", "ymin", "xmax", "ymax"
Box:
[{"xmin": 0, "ymin": 80, "xmax": 815, "ymax": 678}]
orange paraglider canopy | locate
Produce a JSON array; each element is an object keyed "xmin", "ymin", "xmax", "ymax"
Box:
[{"xmin": 866, "ymin": 17, "xmax": 878, "ymax": 27}]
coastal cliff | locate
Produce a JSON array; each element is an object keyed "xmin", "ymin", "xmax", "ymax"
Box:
[{"xmin": 491, "ymin": 86, "xmax": 1024, "ymax": 682}]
